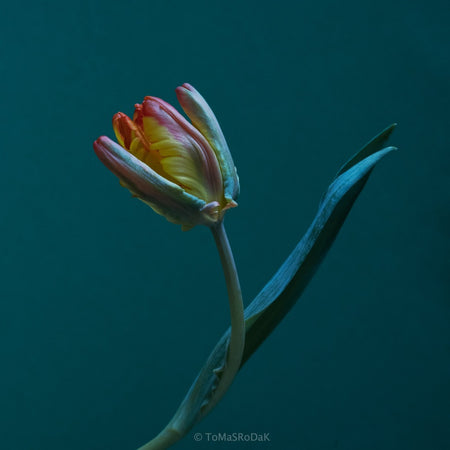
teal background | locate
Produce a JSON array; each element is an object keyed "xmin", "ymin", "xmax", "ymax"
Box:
[{"xmin": 1, "ymin": 1, "xmax": 449, "ymax": 449}]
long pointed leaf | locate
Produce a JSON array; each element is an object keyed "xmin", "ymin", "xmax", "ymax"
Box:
[
  {"xmin": 336, "ymin": 123, "xmax": 396, "ymax": 178},
  {"xmin": 242, "ymin": 145, "xmax": 396, "ymax": 364}
]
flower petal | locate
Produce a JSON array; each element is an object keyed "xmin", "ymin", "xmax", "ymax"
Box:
[
  {"xmin": 93, "ymin": 136, "xmax": 216, "ymax": 229},
  {"xmin": 113, "ymin": 110, "xmax": 165, "ymax": 177},
  {"xmin": 140, "ymin": 97, "xmax": 224, "ymax": 205},
  {"xmin": 112, "ymin": 112, "xmax": 136, "ymax": 149},
  {"xmin": 175, "ymin": 83, "xmax": 239, "ymax": 203}
]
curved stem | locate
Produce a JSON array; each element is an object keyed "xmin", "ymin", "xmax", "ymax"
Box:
[
  {"xmin": 137, "ymin": 221, "xmax": 245, "ymax": 450},
  {"xmin": 203, "ymin": 220, "xmax": 245, "ymax": 414}
]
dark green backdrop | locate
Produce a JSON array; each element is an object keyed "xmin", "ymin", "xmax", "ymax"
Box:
[{"xmin": 1, "ymin": 1, "xmax": 449, "ymax": 449}]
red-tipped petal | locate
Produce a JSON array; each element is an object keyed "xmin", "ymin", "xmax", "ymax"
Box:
[
  {"xmin": 112, "ymin": 112, "xmax": 136, "ymax": 149},
  {"xmin": 137, "ymin": 96, "xmax": 223, "ymax": 204}
]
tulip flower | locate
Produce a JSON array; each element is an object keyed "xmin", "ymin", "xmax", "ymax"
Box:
[
  {"xmin": 94, "ymin": 84, "xmax": 246, "ymax": 449},
  {"xmin": 94, "ymin": 92, "xmax": 396, "ymax": 450},
  {"xmin": 93, "ymin": 84, "xmax": 239, "ymax": 230}
]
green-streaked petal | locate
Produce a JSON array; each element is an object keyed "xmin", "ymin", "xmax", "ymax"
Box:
[
  {"xmin": 175, "ymin": 83, "xmax": 239, "ymax": 203},
  {"xmin": 93, "ymin": 136, "xmax": 218, "ymax": 229}
]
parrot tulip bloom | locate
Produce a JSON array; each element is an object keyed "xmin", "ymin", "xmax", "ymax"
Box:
[{"xmin": 94, "ymin": 84, "xmax": 239, "ymax": 230}]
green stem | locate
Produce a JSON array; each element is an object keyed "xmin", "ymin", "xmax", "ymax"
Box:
[
  {"xmin": 203, "ymin": 220, "xmax": 245, "ymax": 414},
  {"xmin": 137, "ymin": 221, "xmax": 245, "ymax": 450}
]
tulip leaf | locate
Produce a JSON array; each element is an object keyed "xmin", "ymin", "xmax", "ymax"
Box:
[
  {"xmin": 241, "ymin": 124, "xmax": 397, "ymax": 364},
  {"xmin": 165, "ymin": 127, "xmax": 396, "ymax": 434},
  {"xmin": 335, "ymin": 123, "xmax": 396, "ymax": 179}
]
